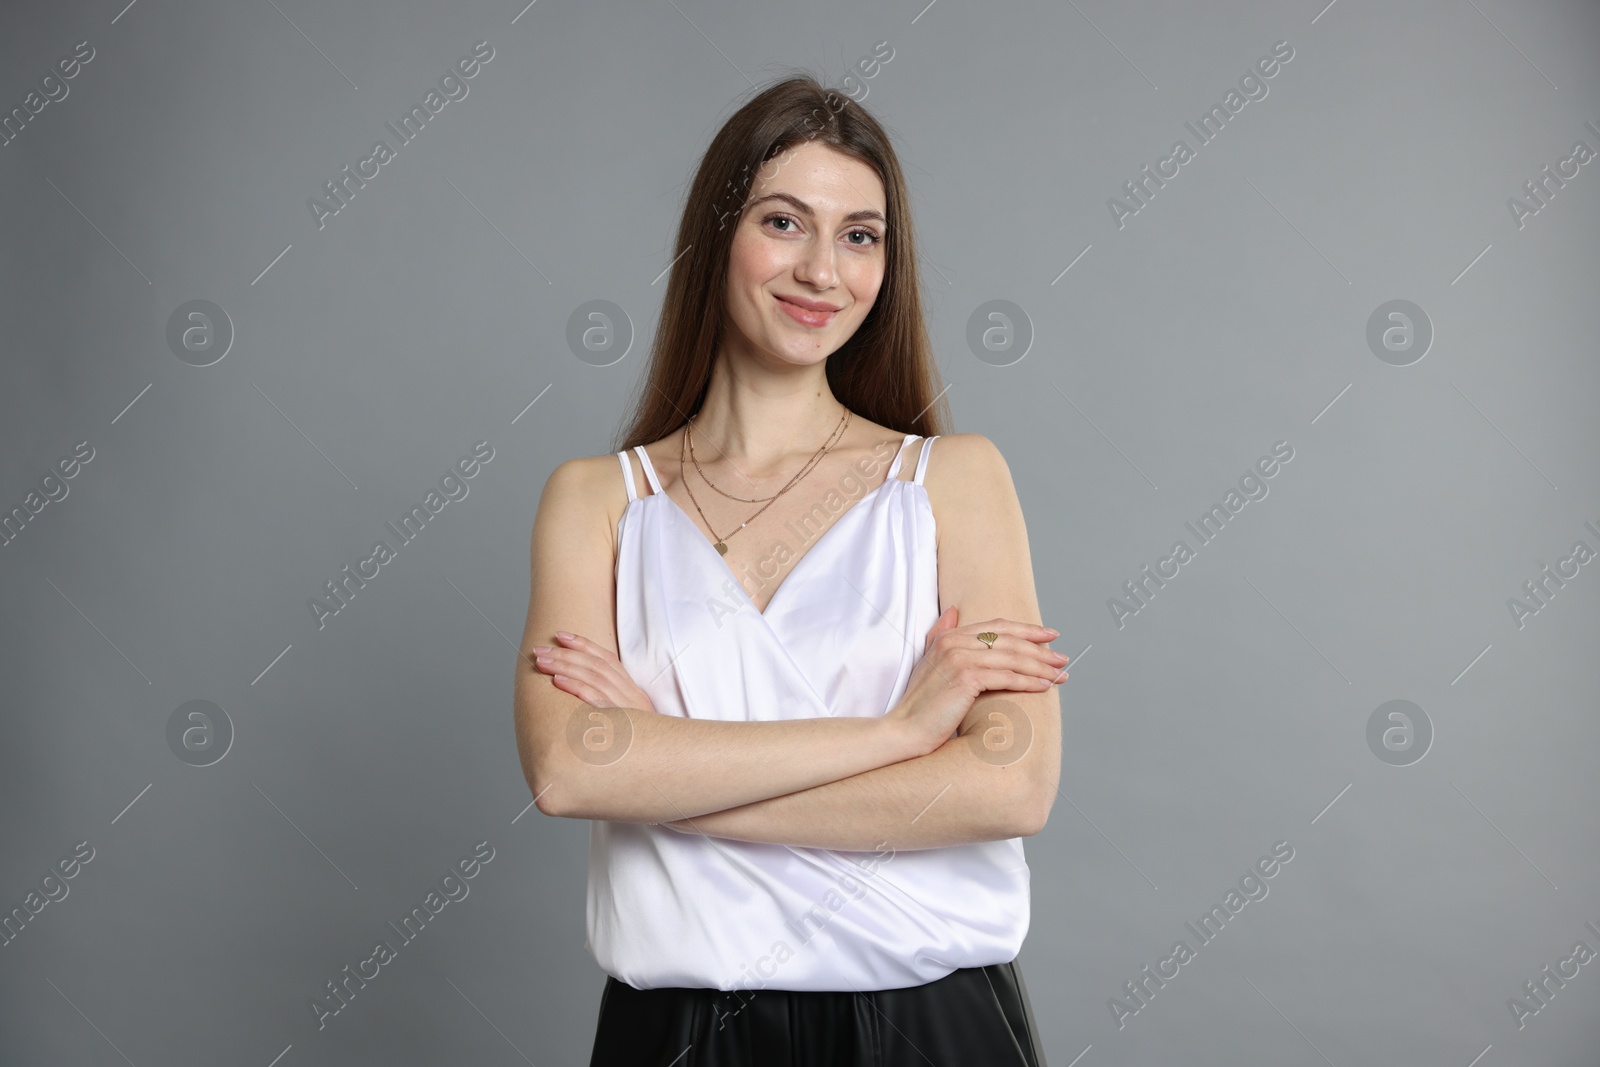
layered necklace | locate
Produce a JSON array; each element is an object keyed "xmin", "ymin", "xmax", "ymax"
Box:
[{"xmin": 678, "ymin": 405, "xmax": 852, "ymax": 555}]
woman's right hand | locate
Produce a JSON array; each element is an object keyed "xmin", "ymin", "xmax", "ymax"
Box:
[{"xmin": 885, "ymin": 606, "xmax": 1068, "ymax": 755}]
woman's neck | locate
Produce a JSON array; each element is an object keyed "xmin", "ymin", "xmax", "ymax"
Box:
[{"xmin": 688, "ymin": 364, "xmax": 849, "ymax": 470}]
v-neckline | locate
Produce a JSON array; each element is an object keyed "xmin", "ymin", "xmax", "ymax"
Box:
[{"xmin": 633, "ymin": 437, "xmax": 920, "ymax": 621}]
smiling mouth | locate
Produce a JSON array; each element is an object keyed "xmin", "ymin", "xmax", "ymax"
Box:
[{"xmin": 774, "ymin": 295, "xmax": 839, "ymax": 327}]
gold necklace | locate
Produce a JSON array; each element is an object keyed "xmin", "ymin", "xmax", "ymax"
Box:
[
  {"xmin": 688, "ymin": 404, "xmax": 849, "ymax": 502},
  {"xmin": 679, "ymin": 407, "xmax": 852, "ymax": 555}
]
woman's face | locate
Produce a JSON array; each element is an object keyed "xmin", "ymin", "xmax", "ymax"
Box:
[{"xmin": 722, "ymin": 140, "xmax": 888, "ymax": 369}]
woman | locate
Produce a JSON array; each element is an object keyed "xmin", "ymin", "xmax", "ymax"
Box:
[{"xmin": 513, "ymin": 74, "xmax": 1067, "ymax": 1066}]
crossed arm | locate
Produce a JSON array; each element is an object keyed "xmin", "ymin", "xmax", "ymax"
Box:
[
  {"xmin": 659, "ymin": 693, "xmax": 1057, "ymax": 851},
  {"xmin": 514, "ymin": 435, "xmax": 1063, "ymax": 852}
]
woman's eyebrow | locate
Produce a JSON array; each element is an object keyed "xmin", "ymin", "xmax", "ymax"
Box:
[{"xmin": 747, "ymin": 192, "xmax": 887, "ymax": 225}]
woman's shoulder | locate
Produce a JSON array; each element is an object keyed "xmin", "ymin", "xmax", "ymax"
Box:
[
  {"xmin": 545, "ymin": 449, "xmax": 631, "ymax": 492},
  {"xmin": 921, "ymin": 432, "xmax": 1010, "ymax": 487},
  {"xmin": 537, "ymin": 449, "xmax": 638, "ymax": 536},
  {"xmin": 919, "ymin": 432, "xmax": 1022, "ymax": 523}
]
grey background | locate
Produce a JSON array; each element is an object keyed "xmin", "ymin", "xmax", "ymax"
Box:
[{"xmin": 2, "ymin": 0, "xmax": 1597, "ymax": 1064}]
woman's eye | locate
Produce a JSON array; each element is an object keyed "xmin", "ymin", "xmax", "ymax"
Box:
[{"xmin": 764, "ymin": 215, "xmax": 879, "ymax": 246}]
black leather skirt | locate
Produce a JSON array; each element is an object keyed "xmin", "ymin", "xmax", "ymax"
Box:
[{"xmin": 587, "ymin": 958, "xmax": 1048, "ymax": 1066}]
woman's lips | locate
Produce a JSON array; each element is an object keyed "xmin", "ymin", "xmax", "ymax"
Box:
[{"xmin": 775, "ymin": 295, "xmax": 838, "ymax": 327}]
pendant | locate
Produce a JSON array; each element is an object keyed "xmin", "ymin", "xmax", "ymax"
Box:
[{"xmin": 715, "ymin": 541, "xmax": 729, "ymax": 555}]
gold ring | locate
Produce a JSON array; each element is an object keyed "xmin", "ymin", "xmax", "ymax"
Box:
[{"xmin": 976, "ymin": 631, "xmax": 998, "ymax": 649}]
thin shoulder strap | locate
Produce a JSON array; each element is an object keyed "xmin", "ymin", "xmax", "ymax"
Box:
[
  {"xmin": 884, "ymin": 433, "xmax": 918, "ymax": 480},
  {"xmin": 615, "ymin": 451, "xmax": 637, "ymax": 502},
  {"xmin": 913, "ymin": 435, "xmax": 939, "ymax": 485},
  {"xmin": 631, "ymin": 444, "xmax": 664, "ymax": 495}
]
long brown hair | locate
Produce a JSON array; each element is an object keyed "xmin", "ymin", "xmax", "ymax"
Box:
[{"xmin": 613, "ymin": 72, "xmax": 951, "ymax": 453}]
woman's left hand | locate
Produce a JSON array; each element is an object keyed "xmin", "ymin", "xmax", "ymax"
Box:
[{"xmin": 528, "ymin": 631, "xmax": 657, "ymax": 715}]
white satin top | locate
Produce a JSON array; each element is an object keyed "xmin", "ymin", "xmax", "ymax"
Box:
[{"xmin": 585, "ymin": 432, "xmax": 1031, "ymax": 992}]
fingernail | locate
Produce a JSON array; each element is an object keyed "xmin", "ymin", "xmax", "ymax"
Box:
[
  {"xmin": 531, "ymin": 645, "xmax": 551, "ymax": 654},
  {"xmin": 1044, "ymin": 627, "xmax": 1060, "ymax": 636},
  {"xmin": 555, "ymin": 631, "xmax": 573, "ymax": 640}
]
